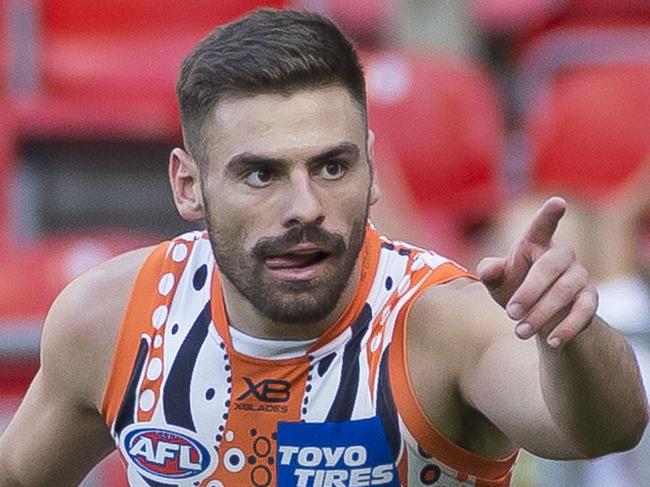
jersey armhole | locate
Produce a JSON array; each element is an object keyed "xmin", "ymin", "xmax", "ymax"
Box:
[
  {"xmin": 100, "ymin": 242, "xmax": 170, "ymax": 427},
  {"xmin": 388, "ymin": 264, "xmax": 519, "ymax": 483}
]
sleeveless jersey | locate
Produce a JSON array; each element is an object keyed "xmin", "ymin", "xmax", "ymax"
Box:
[{"xmin": 102, "ymin": 226, "xmax": 518, "ymax": 487}]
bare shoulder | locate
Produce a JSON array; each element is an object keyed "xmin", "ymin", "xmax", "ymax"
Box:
[
  {"xmin": 40, "ymin": 245, "xmax": 157, "ymax": 409},
  {"xmin": 405, "ymin": 276, "xmax": 520, "ymax": 456},
  {"xmin": 407, "ymin": 277, "xmax": 512, "ymax": 370}
]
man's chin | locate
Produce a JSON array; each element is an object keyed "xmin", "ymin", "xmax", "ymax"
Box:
[
  {"xmin": 249, "ymin": 280, "xmax": 340, "ymax": 324},
  {"xmin": 258, "ymin": 278, "xmax": 324, "ymax": 302}
]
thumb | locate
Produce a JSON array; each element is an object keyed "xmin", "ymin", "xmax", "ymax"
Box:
[{"xmin": 476, "ymin": 257, "xmax": 507, "ymax": 289}]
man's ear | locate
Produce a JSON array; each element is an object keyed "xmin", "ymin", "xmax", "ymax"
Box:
[
  {"xmin": 367, "ymin": 129, "xmax": 381, "ymax": 206},
  {"xmin": 169, "ymin": 148, "xmax": 205, "ymax": 221}
]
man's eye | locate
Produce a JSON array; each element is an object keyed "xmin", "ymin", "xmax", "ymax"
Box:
[
  {"xmin": 245, "ymin": 168, "xmax": 274, "ymax": 187},
  {"xmin": 320, "ymin": 161, "xmax": 347, "ymax": 180}
]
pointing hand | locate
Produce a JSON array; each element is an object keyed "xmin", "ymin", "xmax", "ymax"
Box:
[{"xmin": 477, "ymin": 197, "xmax": 598, "ymax": 348}]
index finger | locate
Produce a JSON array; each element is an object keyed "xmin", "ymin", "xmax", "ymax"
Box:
[{"xmin": 523, "ymin": 197, "xmax": 567, "ymax": 247}]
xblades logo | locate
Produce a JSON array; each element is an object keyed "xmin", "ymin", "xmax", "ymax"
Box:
[
  {"xmin": 233, "ymin": 403, "xmax": 288, "ymax": 413},
  {"xmin": 237, "ymin": 378, "xmax": 291, "ymax": 403}
]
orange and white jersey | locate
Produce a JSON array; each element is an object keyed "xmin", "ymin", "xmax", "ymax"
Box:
[{"xmin": 102, "ymin": 225, "xmax": 518, "ymax": 487}]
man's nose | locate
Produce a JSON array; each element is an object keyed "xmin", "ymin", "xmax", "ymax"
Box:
[{"xmin": 281, "ymin": 172, "xmax": 325, "ymax": 228}]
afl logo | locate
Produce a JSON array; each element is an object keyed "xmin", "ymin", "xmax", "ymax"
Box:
[{"xmin": 121, "ymin": 425, "xmax": 213, "ymax": 481}]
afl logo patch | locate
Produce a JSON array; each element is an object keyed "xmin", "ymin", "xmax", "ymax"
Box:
[{"xmin": 121, "ymin": 424, "xmax": 214, "ymax": 482}]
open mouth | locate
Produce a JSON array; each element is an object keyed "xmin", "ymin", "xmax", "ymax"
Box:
[
  {"xmin": 264, "ymin": 247, "xmax": 332, "ymax": 281},
  {"xmin": 266, "ymin": 250, "xmax": 329, "ymax": 269}
]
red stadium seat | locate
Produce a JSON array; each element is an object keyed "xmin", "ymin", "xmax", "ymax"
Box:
[
  {"xmin": 365, "ymin": 49, "xmax": 505, "ymax": 225},
  {"xmin": 322, "ymin": 0, "xmax": 397, "ymax": 46},
  {"xmin": 527, "ymin": 64, "xmax": 650, "ymax": 200},
  {"xmin": 470, "ymin": 0, "xmax": 560, "ymax": 35},
  {"xmin": 470, "ymin": 0, "xmax": 650, "ymax": 39},
  {"xmin": 641, "ymin": 216, "xmax": 650, "ymax": 270},
  {"xmin": 0, "ymin": 230, "xmax": 156, "ymax": 322},
  {"xmin": 562, "ymin": 0, "xmax": 650, "ymax": 20},
  {"xmin": 364, "ymin": 50, "xmax": 506, "ymax": 262},
  {"xmin": 516, "ymin": 26, "xmax": 650, "ymax": 200},
  {"xmin": 41, "ymin": 0, "xmax": 286, "ymax": 37},
  {"xmin": 8, "ymin": 0, "xmax": 286, "ymax": 140}
]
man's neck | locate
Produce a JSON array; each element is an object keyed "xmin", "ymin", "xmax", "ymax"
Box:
[{"xmin": 219, "ymin": 262, "xmax": 362, "ymax": 341}]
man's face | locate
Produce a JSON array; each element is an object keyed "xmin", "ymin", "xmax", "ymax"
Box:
[{"xmin": 199, "ymin": 85, "xmax": 375, "ymax": 324}]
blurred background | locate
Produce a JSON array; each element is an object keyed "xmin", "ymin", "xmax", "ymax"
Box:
[{"xmin": 1, "ymin": 0, "xmax": 649, "ymax": 485}]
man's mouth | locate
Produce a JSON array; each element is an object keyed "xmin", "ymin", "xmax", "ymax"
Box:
[{"xmin": 264, "ymin": 245, "xmax": 332, "ymax": 281}]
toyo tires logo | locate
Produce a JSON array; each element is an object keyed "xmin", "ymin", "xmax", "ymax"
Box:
[
  {"xmin": 276, "ymin": 417, "xmax": 399, "ymax": 487},
  {"xmin": 121, "ymin": 424, "xmax": 213, "ymax": 481}
]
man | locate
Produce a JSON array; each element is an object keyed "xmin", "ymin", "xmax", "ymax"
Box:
[{"xmin": 0, "ymin": 9, "xmax": 646, "ymax": 487}]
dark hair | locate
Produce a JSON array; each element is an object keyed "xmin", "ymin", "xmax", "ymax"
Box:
[{"xmin": 176, "ymin": 8, "xmax": 367, "ymax": 165}]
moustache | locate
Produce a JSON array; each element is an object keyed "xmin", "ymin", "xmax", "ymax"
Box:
[{"xmin": 252, "ymin": 224, "xmax": 346, "ymax": 259}]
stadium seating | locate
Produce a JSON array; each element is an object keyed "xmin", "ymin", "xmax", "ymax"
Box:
[
  {"xmin": 470, "ymin": 0, "xmax": 559, "ymax": 35},
  {"xmin": 0, "ymin": 229, "xmax": 152, "ymax": 486},
  {"xmin": 0, "ymin": 229, "xmax": 155, "ymax": 397},
  {"xmin": 470, "ymin": 0, "xmax": 650, "ymax": 39},
  {"xmin": 363, "ymin": 49, "xmax": 506, "ymax": 263},
  {"xmin": 515, "ymin": 25, "xmax": 650, "ymax": 200},
  {"xmin": 364, "ymin": 49, "xmax": 505, "ymax": 233},
  {"xmin": 561, "ymin": 0, "xmax": 650, "ymax": 21},
  {"xmin": 321, "ymin": 0, "xmax": 397, "ymax": 46},
  {"xmin": 0, "ymin": 230, "xmax": 157, "ymax": 321},
  {"xmin": 526, "ymin": 64, "xmax": 650, "ymax": 199},
  {"xmin": 0, "ymin": 229, "xmax": 155, "ymax": 486},
  {"xmin": 7, "ymin": 0, "xmax": 286, "ymax": 140},
  {"xmin": 514, "ymin": 24, "xmax": 650, "ymax": 283}
]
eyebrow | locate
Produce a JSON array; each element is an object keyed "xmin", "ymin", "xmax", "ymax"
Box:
[
  {"xmin": 307, "ymin": 142, "xmax": 360, "ymax": 165},
  {"xmin": 224, "ymin": 141, "xmax": 361, "ymax": 176}
]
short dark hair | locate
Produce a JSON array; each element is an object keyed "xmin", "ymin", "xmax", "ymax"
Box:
[{"xmin": 176, "ymin": 8, "xmax": 367, "ymax": 166}]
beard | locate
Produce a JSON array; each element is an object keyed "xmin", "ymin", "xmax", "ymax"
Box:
[{"xmin": 206, "ymin": 215, "xmax": 368, "ymax": 325}]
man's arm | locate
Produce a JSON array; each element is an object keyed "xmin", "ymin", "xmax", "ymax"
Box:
[
  {"xmin": 452, "ymin": 283, "xmax": 647, "ymax": 459},
  {"xmin": 461, "ymin": 197, "xmax": 647, "ymax": 459},
  {"xmin": 538, "ymin": 316, "xmax": 647, "ymax": 456},
  {"xmin": 0, "ymin": 247, "xmax": 153, "ymax": 486}
]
